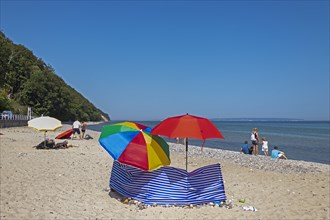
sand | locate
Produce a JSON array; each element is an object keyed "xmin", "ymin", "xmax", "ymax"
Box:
[{"xmin": 1, "ymin": 125, "xmax": 329, "ymax": 219}]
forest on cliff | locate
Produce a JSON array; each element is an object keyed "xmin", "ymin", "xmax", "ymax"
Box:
[{"xmin": 0, "ymin": 32, "xmax": 110, "ymax": 121}]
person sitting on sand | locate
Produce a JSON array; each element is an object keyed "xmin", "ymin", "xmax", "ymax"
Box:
[
  {"xmin": 271, "ymin": 146, "xmax": 288, "ymax": 159},
  {"xmin": 241, "ymin": 141, "xmax": 252, "ymax": 155}
]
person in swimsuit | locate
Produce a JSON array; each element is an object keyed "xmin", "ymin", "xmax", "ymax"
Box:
[
  {"xmin": 81, "ymin": 121, "xmax": 87, "ymax": 139},
  {"xmin": 251, "ymin": 128, "xmax": 260, "ymax": 156}
]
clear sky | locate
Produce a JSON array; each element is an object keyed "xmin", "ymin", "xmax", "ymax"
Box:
[{"xmin": 1, "ymin": 0, "xmax": 329, "ymax": 121}]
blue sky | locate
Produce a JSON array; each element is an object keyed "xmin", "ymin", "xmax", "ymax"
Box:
[{"xmin": 1, "ymin": 1, "xmax": 329, "ymax": 121}]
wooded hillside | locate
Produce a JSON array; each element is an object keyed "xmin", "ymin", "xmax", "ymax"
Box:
[{"xmin": 0, "ymin": 32, "xmax": 110, "ymax": 121}]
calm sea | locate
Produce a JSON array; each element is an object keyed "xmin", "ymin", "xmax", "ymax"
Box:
[{"xmin": 89, "ymin": 121, "xmax": 330, "ymax": 165}]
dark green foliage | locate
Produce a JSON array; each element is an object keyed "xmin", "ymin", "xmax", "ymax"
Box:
[
  {"xmin": 0, "ymin": 90, "xmax": 11, "ymax": 110},
  {"xmin": 0, "ymin": 32, "xmax": 110, "ymax": 121}
]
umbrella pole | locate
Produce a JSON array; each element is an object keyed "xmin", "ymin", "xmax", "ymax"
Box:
[
  {"xmin": 44, "ymin": 131, "xmax": 46, "ymax": 148},
  {"xmin": 186, "ymin": 138, "xmax": 188, "ymax": 171}
]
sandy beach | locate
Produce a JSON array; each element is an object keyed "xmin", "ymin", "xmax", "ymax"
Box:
[{"xmin": 1, "ymin": 125, "xmax": 329, "ymax": 219}]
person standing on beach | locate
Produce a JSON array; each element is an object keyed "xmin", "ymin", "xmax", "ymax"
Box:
[
  {"xmin": 261, "ymin": 137, "xmax": 269, "ymax": 156},
  {"xmin": 72, "ymin": 120, "xmax": 81, "ymax": 139},
  {"xmin": 251, "ymin": 128, "xmax": 260, "ymax": 156},
  {"xmin": 81, "ymin": 121, "xmax": 87, "ymax": 139}
]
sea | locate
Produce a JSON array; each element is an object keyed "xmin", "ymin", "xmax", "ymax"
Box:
[{"xmin": 88, "ymin": 120, "xmax": 330, "ymax": 165}]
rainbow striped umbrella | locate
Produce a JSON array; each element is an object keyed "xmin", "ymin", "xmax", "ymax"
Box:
[{"xmin": 99, "ymin": 122, "xmax": 170, "ymax": 171}]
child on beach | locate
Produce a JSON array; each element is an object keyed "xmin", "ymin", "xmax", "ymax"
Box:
[{"xmin": 261, "ymin": 137, "xmax": 268, "ymax": 156}]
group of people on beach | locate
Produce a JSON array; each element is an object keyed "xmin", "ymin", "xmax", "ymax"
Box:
[
  {"xmin": 240, "ymin": 127, "xmax": 288, "ymax": 159},
  {"xmin": 72, "ymin": 120, "xmax": 87, "ymax": 139}
]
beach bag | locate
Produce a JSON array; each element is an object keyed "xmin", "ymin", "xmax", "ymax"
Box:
[{"xmin": 84, "ymin": 134, "xmax": 93, "ymax": 140}]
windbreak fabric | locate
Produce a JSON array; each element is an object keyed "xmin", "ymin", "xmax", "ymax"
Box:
[{"xmin": 110, "ymin": 161, "xmax": 226, "ymax": 205}]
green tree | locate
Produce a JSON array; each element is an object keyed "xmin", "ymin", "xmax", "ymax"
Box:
[{"xmin": 0, "ymin": 31, "xmax": 110, "ymax": 121}]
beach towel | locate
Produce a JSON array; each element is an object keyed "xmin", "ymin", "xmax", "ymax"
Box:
[
  {"xmin": 84, "ymin": 134, "xmax": 93, "ymax": 140},
  {"xmin": 110, "ymin": 161, "xmax": 226, "ymax": 205}
]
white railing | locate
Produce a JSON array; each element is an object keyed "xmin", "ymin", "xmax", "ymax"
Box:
[{"xmin": 0, "ymin": 113, "xmax": 30, "ymax": 120}]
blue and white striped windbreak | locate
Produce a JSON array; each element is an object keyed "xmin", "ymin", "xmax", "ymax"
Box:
[{"xmin": 110, "ymin": 161, "xmax": 226, "ymax": 205}]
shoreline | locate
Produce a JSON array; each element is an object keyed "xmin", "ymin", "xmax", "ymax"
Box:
[
  {"xmin": 1, "ymin": 125, "xmax": 329, "ymax": 219},
  {"xmin": 62, "ymin": 120, "xmax": 106, "ymax": 126},
  {"xmin": 56, "ymin": 124, "xmax": 330, "ymax": 168},
  {"xmin": 87, "ymin": 121, "xmax": 330, "ymax": 165},
  {"xmin": 168, "ymin": 142, "xmax": 330, "ymax": 168},
  {"xmin": 169, "ymin": 143, "xmax": 330, "ymax": 175}
]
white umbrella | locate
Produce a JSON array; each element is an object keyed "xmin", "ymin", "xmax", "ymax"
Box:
[{"xmin": 28, "ymin": 116, "xmax": 62, "ymax": 147}]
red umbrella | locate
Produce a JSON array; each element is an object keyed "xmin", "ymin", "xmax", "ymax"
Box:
[{"xmin": 151, "ymin": 114, "xmax": 224, "ymax": 170}]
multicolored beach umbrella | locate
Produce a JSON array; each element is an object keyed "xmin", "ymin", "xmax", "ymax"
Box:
[{"xmin": 99, "ymin": 122, "xmax": 170, "ymax": 171}]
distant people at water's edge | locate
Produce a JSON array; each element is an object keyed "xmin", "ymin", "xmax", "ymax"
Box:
[
  {"xmin": 241, "ymin": 140, "xmax": 253, "ymax": 155},
  {"xmin": 182, "ymin": 138, "xmax": 187, "ymax": 145},
  {"xmin": 271, "ymin": 146, "xmax": 288, "ymax": 159},
  {"xmin": 251, "ymin": 128, "xmax": 260, "ymax": 156},
  {"xmin": 262, "ymin": 137, "xmax": 269, "ymax": 156}
]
